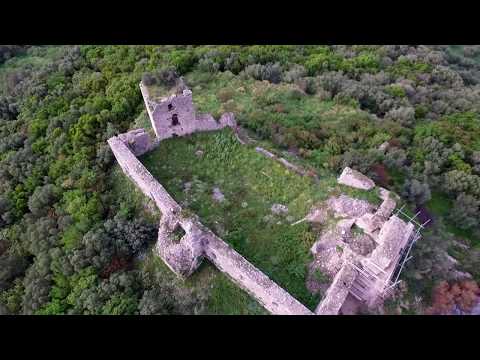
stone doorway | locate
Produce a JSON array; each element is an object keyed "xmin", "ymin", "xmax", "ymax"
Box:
[{"xmin": 172, "ymin": 113, "xmax": 179, "ymax": 126}]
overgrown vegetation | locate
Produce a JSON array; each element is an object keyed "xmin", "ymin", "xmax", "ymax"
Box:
[
  {"xmin": 1, "ymin": 45, "xmax": 479, "ymax": 315},
  {"xmin": 141, "ymin": 129, "xmax": 332, "ymax": 310}
]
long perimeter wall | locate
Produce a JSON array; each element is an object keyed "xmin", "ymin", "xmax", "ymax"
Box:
[
  {"xmin": 108, "ymin": 133, "xmax": 313, "ymax": 315},
  {"xmin": 107, "ymin": 83, "xmax": 408, "ymax": 315}
]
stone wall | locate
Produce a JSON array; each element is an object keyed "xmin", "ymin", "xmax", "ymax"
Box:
[
  {"xmin": 108, "ymin": 131, "xmax": 313, "ymax": 315},
  {"xmin": 140, "ymin": 82, "xmax": 237, "ymax": 141},
  {"xmin": 117, "ymin": 128, "xmax": 152, "ymax": 156},
  {"xmin": 369, "ymin": 216, "xmax": 414, "ymax": 270},
  {"xmin": 108, "ymin": 136, "xmax": 181, "ymax": 216},
  {"xmin": 315, "ymin": 264, "xmax": 357, "ymax": 315},
  {"xmin": 139, "ymin": 82, "xmax": 156, "ymax": 129},
  {"xmin": 109, "ymin": 85, "xmax": 421, "ymax": 315},
  {"xmin": 204, "ymin": 233, "xmax": 313, "ymax": 315}
]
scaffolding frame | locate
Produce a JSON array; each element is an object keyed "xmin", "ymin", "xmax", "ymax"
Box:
[
  {"xmin": 382, "ymin": 205, "xmax": 430, "ymax": 295},
  {"xmin": 347, "ymin": 206, "xmax": 430, "ymax": 302}
]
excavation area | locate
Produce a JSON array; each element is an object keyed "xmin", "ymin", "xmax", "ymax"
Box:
[{"xmin": 140, "ymin": 128, "xmax": 337, "ymax": 310}]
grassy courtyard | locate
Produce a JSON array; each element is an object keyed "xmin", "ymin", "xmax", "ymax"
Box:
[
  {"xmin": 139, "ymin": 128, "xmax": 340, "ymax": 310},
  {"xmin": 115, "ymin": 73, "xmax": 385, "ymax": 314}
]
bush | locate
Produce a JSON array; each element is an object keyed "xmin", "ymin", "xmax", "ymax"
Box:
[
  {"xmin": 402, "ymin": 179, "xmax": 431, "ymax": 205},
  {"xmin": 427, "ymin": 280, "xmax": 480, "ymax": 314},
  {"xmin": 449, "ymin": 193, "xmax": 480, "ymax": 230},
  {"xmin": 304, "ymin": 49, "xmax": 343, "ymax": 75},
  {"xmin": 384, "ymin": 106, "xmax": 415, "ymax": 126},
  {"xmin": 386, "ymin": 84, "xmax": 407, "ymax": 98},
  {"xmin": 283, "ymin": 64, "xmax": 307, "ymax": 83},
  {"xmin": 155, "ymin": 67, "xmax": 178, "ymax": 87},
  {"xmin": 28, "ymin": 184, "xmax": 60, "ymax": 217},
  {"xmin": 141, "ymin": 73, "xmax": 156, "ymax": 86},
  {"xmin": 243, "ymin": 63, "xmax": 283, "ymax": 84},
  {"xmin": 197, "ymin": 57, "xmax": 220, "ymax": 73},
  {"xmin": 217, "ymin": 88, "xmax": 235, "ymax": 103}
]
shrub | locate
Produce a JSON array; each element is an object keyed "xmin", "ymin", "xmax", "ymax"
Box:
[
  {"xmin": 217, "ymin": 88, "xmax": 235, "ymax": 103},
  {"xmin": 402, "ymin": 179, "xmax": 431, "ymax": 205},
  {"xmin": 141, "ymin": 73, "xmax": 156, "ymax": 86},
  {"xmin": 304, "ymin": 49, "xmax": 343, "ymax": 75},
  {"xmin": 168, "ymin": 50, "xmax": 197, "ymax": 75},
  {"xmin": 427, "ymin": 280, "xmax": 480, "ymax": 314},
  {"xmin": 384, "ymin": 106, "xmax": 415, "ymax": 126},
  {"xmin": 155, "ymin": 67, "xmax": 178, "ymax": 87},
  {"xmin": 386, "ymin": 84, "xmax": 407, "ymax": 98},
  {"xmin": 449, "ymin": 193, "xmax": 480, "ymax": 230},
  {"xmin": 243, "ymin": 63, "xmax": 283, "ymax": 84},
  {"xmin": 283, "ymin": 64, "xmax": 307, "ymax": 83},
  {"xmin": 197, "ymin": 57, "xmax": 220, "ymax": 73}
]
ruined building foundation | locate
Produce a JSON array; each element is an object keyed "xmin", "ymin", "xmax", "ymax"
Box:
[{"xmin": 107, "ymin": 83, "xmax": 423, "ymax": 315}]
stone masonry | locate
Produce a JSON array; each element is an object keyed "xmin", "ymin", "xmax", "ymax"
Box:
[
  {"xmin": 108, "ymin": 83, "xmax": 419, "ymax": 315},
  {"xmin": 140, "ymin": 82, "xmax": 236, "ymax": 141},
  {"xmin": 109, "ymin": 128, "xmax": 312, "ymax": 314},
  {"xmin": 338, "ymin": 166, "xmax": 375, "ymax": 190},
  {"xmin": 108, "ymin": 83, "xmax": 313, "ymax": 315},
  {"xmin": 311, "ymin": 181, "xmax": 418, "ymax": 313}
]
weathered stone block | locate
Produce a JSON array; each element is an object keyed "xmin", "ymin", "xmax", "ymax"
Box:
[
  {"xmin": 118, "ymin": 128, "xmax": 152, "ymax": 156},
  {"xmin": 315, "ymin": 264, "xmax": 357, "ymax": 315},
  {"xmin": 370, "ymin": 216, "xmax": 414, "ymax": 270},
  {"xmin": 355, "ymin": 213, "xmax": 382, "ymax": 234},
  {"xmin": 338, "ymin": 167, "xmax": 375, "ymax": 190},
  {"xmin": 327, "ymin": 195, "xmax": 375, "ymax": 218}
]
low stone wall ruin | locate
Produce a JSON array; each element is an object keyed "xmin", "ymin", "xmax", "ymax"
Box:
[
  {"xmin": 255, "ymin": 146, "xmax": 319, "ymax": 181},
  {"xmin": 315, "ymin": 264, "xmax": 357, "ymax": 315}
]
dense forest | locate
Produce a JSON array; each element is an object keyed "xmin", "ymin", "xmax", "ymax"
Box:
[{"xmin": 0, "ymin": 45, "xmax": 479, "ymax": 315}]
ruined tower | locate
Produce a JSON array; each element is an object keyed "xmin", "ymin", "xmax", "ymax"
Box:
[
  {"xmin": 139, "ymin": 81, "xmax": 237, "ymax": 141},
  {"xmin": 149, "ymin": 88, "xmax": 196, "ymax": 139}
]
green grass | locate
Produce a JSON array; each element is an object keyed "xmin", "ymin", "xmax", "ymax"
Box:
[
  {"xmin": 203, "ymin": 272, "xmax": 269, "ymax": 315},
  {"xmin": 337, "ymin": 184, "xmax": 382, "ymax": 206},
  {"xmin": 110, "ymin": 72, "xmax": 385, "ymax": 313},
  {"xmin": 426, "ymin": 192, "xmax": 452, "ymax": 217},
  {"xmin": 140, "ymin": 128, "xmax": 337, "ymax": 310}
]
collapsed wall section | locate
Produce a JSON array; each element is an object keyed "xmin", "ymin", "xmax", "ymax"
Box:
[
  {"xmin": 315, "ymin": 264, "xmax": 357, "ymax": 315},
  {"xmin": 117, "ymin": 128, "xmax": 153, "ymax": 156}
]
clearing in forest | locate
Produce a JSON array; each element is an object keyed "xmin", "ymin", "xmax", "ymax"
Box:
[
  {"xmin": 139, "ymin": 127, "xmax": 383, "ymax": 310},
  {"xmin": 140, "ymin": 128, "xmax": 335, "ymax": 309}
]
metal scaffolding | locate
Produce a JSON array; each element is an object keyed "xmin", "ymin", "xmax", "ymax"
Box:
[
  {"xmin": 347, "ymin": 205, "xmax": 430, "ymax": 303},
  {"xmin": 382, "ymin": 205, "xmax": 430, "ymax": 296}
]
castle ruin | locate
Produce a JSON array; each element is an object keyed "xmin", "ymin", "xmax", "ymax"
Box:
[{"xmin": 107, "ymin": 83, "xmax": 425, "ymax": 315}]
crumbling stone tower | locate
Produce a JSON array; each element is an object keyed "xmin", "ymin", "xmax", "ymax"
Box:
[
  {"xmin": 149, "ymin": 89, "xmax": 196, "ymax": 138},
  {"xmin": 140, "ymin": 82, "xmax": 235, "ymax": 141}
]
